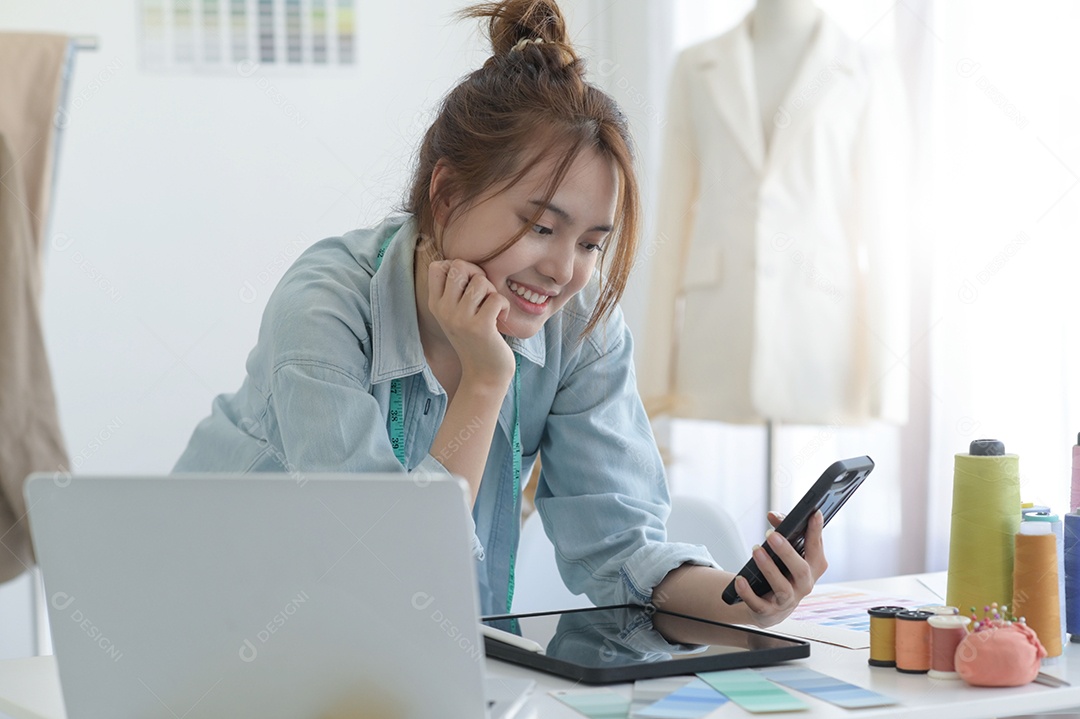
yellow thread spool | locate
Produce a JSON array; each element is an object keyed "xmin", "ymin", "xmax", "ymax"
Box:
[
  {"xmin": 868, "ymin": 606, "xmax": 904, "ymax": 667},
  {"xmin": 1014, "ymin": 522, "xmax": 1063, "ymax": 657},
  {"xmin": 946, "ymin": 439, "xmax": 1021, "ymax": 614}
]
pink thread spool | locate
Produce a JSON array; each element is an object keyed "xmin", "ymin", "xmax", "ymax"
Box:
[
  {"xmin": 1071, "ymin": 433, "xmax": 1080, "ymax": 514},
  {"xmin": 928, "ymin": 614, "xmax": 971, "ymax": 679}
]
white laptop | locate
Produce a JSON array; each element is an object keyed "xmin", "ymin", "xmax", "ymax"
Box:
[{"xmin": 25, "ymin": 473, "xmax": 533, "ymax": 719}]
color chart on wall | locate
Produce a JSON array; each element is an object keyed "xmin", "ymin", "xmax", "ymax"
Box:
[{"xmin": 139, "ymin": 0, "xmax": 356, "ymax": 71}]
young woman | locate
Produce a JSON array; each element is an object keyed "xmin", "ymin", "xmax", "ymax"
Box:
[{"xmin": 174, "ymin": 0, "xmax": 826, "ymax": 630}]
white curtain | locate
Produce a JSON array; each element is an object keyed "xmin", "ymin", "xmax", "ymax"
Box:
[
  {"xmin": 920, "ymin": 1, "xmax": 1080, "ymax": 568},
  {"xmin": 591, "ymin": 0, "xmax": 1080, "ymax": 582}
]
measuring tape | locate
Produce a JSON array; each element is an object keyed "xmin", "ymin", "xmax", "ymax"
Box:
[{"xmin": 374, "ymin": 230, "xmax": 522, "ymax": 615}]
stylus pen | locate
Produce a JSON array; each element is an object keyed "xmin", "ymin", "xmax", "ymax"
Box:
[{"xmin": 480, "ymin": 624, "xmax": 545, "ymax": 654}]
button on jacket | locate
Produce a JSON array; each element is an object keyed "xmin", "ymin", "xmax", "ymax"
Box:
[{"xmin": 174, "ymin": 214, "xmax": 715, "ymax": 615}]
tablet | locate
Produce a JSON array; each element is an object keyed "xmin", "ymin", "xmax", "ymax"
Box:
[{"xmin": 481, "ymin": 604, "xmax": 809, "ymax": 684}]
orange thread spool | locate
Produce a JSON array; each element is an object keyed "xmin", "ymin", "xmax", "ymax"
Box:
[
  {"xmin": 928, "ymin": 614, "xmax": 971, "ymax": 679},
  {"xmin": 868, "ymin": 606, "xmax": 904, "ymax": 667},
  {"xmin": 895, "ymin": 610, "xmax": 932, "ymax": 674},
  {"xmin": 1014, "ymin": 526, "xmax": 1063, "ymax": 657}
]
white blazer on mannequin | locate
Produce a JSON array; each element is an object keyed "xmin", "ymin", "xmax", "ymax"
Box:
[{"xmin": 641, "ymin": 13, "xmax": 910, "ymax": 425}]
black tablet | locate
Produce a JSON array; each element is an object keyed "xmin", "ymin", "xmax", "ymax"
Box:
[{"xmin": 481, "ymin": 604, "xmax": 809, "ymax": 684}]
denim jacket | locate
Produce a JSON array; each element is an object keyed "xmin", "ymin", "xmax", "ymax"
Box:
[{"xmin": 174, "ymin": 215, "xmax": 716, "ymax": 615}]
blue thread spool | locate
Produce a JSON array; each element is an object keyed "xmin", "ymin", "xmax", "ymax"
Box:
[{"xmin": 1065, "ymin": 513, "xmax": 1080, "ymax": 642}]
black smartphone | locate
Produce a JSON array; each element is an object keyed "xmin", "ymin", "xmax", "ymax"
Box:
[{"xmin": 721, "ymin": 456, "xmax": 875, "ymax": 605}]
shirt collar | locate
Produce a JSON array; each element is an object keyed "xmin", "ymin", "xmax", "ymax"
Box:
[
  {"xmin": 368, "ymin": 216, "xmax": 546, "ymax": 388},
  {"xmin": 507, "ymin": 331, "xmax": 546, "ymax": 368}
]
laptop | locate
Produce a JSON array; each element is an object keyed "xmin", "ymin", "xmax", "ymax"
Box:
[{"xmin": 25, "ymin": 473, "xmax": 533, "ymax": 719}]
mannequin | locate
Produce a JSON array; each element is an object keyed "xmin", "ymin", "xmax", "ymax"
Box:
[
  {"xmin": 753, "ymin": 0, "xmax": 824, "ymax": 498},
  {"xmin": 750, "ymin": 0, "xmax": 821, "ymax": 147},
  {"xmin": 640, "ymin": 1, "xmax": 910, "ymax": 426}
]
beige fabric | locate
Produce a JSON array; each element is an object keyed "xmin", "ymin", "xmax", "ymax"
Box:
[
  {"xmin": 0, "ymin": 33, "xmax": 71, "ymax": 582},
  {"xmin": 0, "ymin": 132, "xmax": 69, "ymax": 583},
  {"xmin": 0, "ymin": 32, "xmax": 69, "ymax": 248}
]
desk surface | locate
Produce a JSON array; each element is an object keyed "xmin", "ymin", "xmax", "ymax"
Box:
[{"xmin": 4, "ymin": 574, "xmax": 1080, "ymax": 719}]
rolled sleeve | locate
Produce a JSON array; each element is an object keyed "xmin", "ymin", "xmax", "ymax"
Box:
[
  {"xmin": 535, "ymin": 313, "xmax": 719, "ymax": 606},
  {"xmin": 620, "ymin": 541, "xmax": 718, "ymax": 605}
]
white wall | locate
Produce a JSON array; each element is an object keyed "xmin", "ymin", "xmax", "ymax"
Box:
[
  {"xmin": 0, "ymin": 0, "xmax": 589, "ymax": 660},
  {"xmin": 1, "ymin": 0, "xmax": 538, "ymax": 476}
]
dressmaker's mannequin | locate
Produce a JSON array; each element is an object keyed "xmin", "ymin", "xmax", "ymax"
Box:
[
  {"xmin": 641, "ymin": 1, "xmax": 910, "ymax": 426},
  {"xmin": 748, "ymin": 0, "xmax": 823, "ymax": 492},
  {"xmin": 750, "ymin": 0, "xmax": 822, "ymax": 147}
]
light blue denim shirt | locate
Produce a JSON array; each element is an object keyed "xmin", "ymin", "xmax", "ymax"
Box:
[{"xmin": 174, "ymin": 214, "xmax": 717, "ymax": 615}]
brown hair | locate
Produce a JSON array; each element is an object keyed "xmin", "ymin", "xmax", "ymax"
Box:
[{"xmin": 405, "ymin": 0, "xmax": 640, "ymax": 337}]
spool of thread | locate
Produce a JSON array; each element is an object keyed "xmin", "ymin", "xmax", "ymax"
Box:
[
  {"xmin": 895, "ymin": 610, "xmax": 932, "ymax": 674},
  {"xmin": 1023, "ymin": 512, "xmax": 1068, "ymax": 646},
  {"xmin": 1054, "ymin": 514, "xmax": 1067, "ymax": 645},
  {"xmin": 916, "ymin": 605, "xmax": 959, "ymax": 616},
  {"xmin": 868, "ymin": 606, "xmax": 904, "ymax": 667},
  {"xmin": 1066, "ymin": 513, "xmax": 1080, "ymax": 642},
  {"xmin": 1022, "ymin": 503, "xmax": 1051, "ymax": 517},
  {"xmin": 928, "ymin": 614, "xmax": 971, "ymax": 679},
  {"xmin": 1070, "ymin": 433, "xmax": 1080, "ymax": 513},
  {"xmin": 1013, "ymin": 522, "xmax": 1062, "ymax": 657},
  {"xmin": 947, "ymin": 439, "xmax": 1021, "ymax": 614}
]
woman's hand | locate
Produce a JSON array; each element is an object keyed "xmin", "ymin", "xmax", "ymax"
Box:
[
  {"xmin": 732, "ymin": 510, "xmax": 828, "ymax": 627},
  {"xmin": 427, "ymin": 259, "xmax": 515, "ymax": 385}
]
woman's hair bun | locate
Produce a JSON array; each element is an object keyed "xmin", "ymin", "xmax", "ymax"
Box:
[
  {"xmin": 410, "ymin": 0, "xmax": 640, "ymax": 339},
  {"xmin": 460, "ymin": 0, "xmax": 578, "ymax": 65}
]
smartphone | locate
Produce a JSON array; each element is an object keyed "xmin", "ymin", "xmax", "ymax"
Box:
[{"xmin": 721, "ymin": 456, "xmax": 875, "ymax": 605}]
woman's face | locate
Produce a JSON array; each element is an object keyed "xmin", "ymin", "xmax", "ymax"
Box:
[{"xmin": 434, "ymin": 147, "xmax": 618, "ymax": 339}]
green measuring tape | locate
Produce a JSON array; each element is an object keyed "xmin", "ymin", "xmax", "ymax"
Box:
[
  {"xmin": 507, "ymin": 353, "xmax": 522, "ymax": 618},
  {"xmin": 374, "ymin": 231, "xmax": 522, "ymax": 615}
]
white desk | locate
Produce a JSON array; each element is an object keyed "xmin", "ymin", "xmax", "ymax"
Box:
[{"xmin": 5, "ymin": 574, "xmax": 1080, "ymax": 719}]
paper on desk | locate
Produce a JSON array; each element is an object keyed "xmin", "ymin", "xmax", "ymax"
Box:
[
  {"xmin": 767, "ymin": 586, "xmax": 923, "ymax": 649},
  {"xmin": 916, "ymin": 573, "xmax": 947, "ymax": 599}
]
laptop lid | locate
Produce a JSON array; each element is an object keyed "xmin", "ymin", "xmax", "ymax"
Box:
[{"xmin": 26, "ymin": 473, "xmax": 492, "ymax": 719}]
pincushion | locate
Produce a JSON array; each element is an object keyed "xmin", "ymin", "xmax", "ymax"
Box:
[{"xmin": 954, "ymin": 621, "xmax": 1047, "ymax": 687}]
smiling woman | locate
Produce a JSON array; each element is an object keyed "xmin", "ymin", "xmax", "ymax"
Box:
[
  {"xmin": 172, "ymin": 0, "xmax": 829, "ymax": 632},
  {"xmin": 416, "ymin": 148, "xmax": 617, "ymax": 359}
]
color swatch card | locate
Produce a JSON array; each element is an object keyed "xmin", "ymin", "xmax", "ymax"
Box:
[
  {"xmin": 772, "ymin": 586, "xmax": 922, "ymax": 648},
  {"xmin": 756, "ymin": 667, "xmax": 898, "ymax": 709},
  {"xmin": 630, "ymin": 678, "xmax": 692, "ymax": 715},
  {"xmin": 632, "ymin": 677, "xmax": 728, "ymax": 718},
  {"xmin": 697, "ymin": 669, "xmax": 808, "ymax": 713},
  {"xmin": 551, "ymin": 689, "xmax": 630, "ymax": 719}
]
